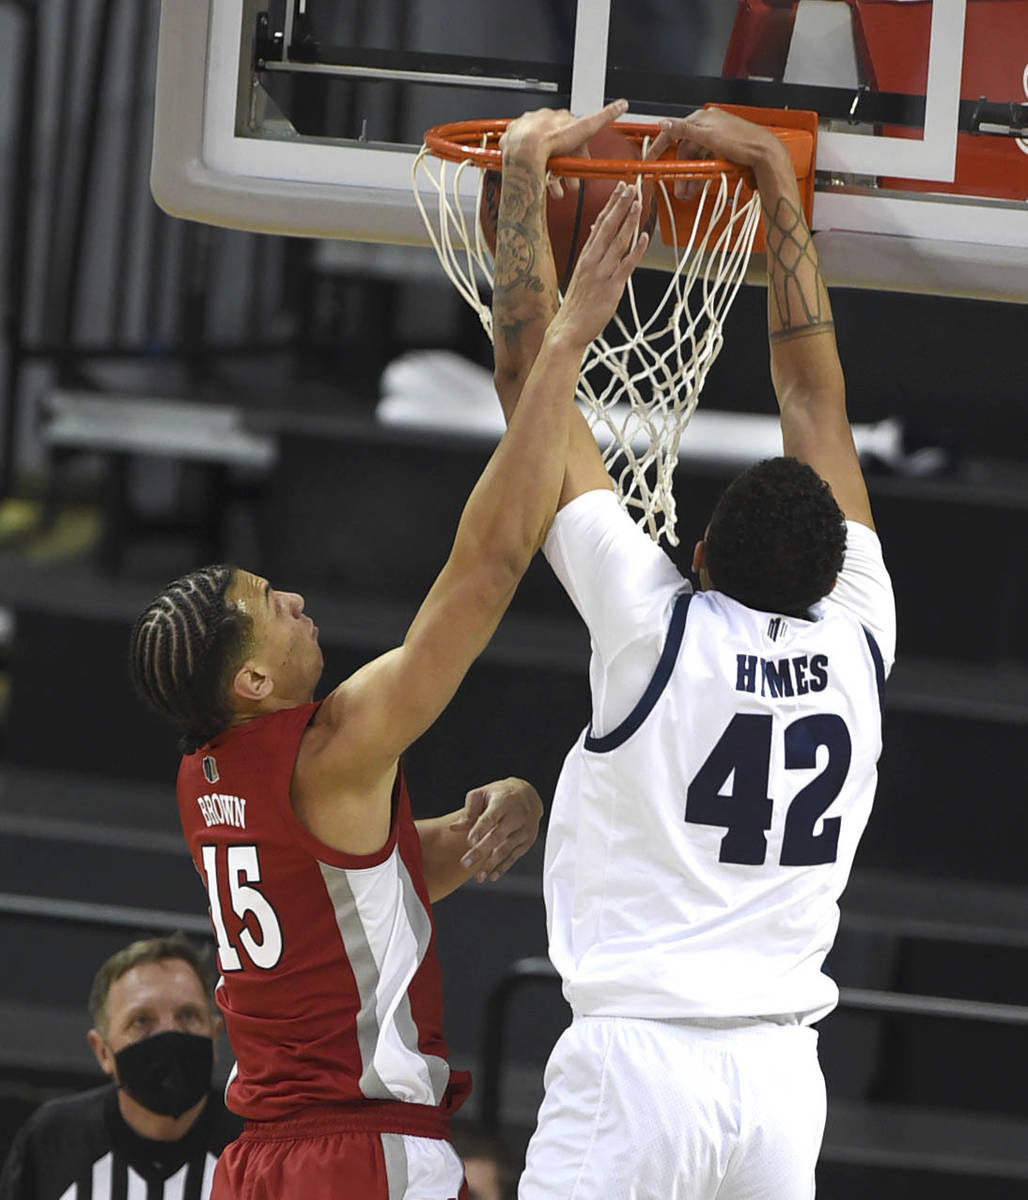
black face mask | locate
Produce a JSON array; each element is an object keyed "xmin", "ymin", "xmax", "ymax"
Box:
[{"xmin": 114, "ymin": 1031, "xmax": 213, "ymax": 1118}]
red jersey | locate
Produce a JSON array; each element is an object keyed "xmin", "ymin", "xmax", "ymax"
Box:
[{"xmin": 177, "ymin": 702, "xmax": 468, "ymax": 1125}]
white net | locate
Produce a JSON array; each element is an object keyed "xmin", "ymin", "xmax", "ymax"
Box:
[{"xmin": 412, "ymin": 142, "xmax": 762, "ymax": 545}]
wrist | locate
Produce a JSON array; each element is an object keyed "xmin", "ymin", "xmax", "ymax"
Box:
[
  {"xmin": 543, "ymin": 320, "xmax": 591, "ymax": 359},
  {"xmin": 502, "ymin": 137, "xmax": 550, "ymax": 171},
  {"xmin": 752, "ymin": 138, "xmax": 795, "ymax": 187}
]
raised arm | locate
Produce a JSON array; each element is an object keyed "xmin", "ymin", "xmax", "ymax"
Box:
[
  {"xmin": 493, "ymin": 104, "xmax": 630, "ymax": 508},
  {"xmin": 653, "ymin": 109, "xmax": 874, "ymax": 529},
  {"xmin": 293, "ymin": 182, "xmax": 649, "ymax": 845}
]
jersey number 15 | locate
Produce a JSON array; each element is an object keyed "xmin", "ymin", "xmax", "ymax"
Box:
[
  {"xmin": 685, "ymin": 712, "xmax": 851, "ymax": 866},
  {"xmin": 201, "ymin": 844, "xmax": 284, "ymax": 972}
]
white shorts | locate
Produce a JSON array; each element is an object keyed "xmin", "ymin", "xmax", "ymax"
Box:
[{"xmin": 518, "ymin": 1015, "xmax": 826, "ymax": 1200}]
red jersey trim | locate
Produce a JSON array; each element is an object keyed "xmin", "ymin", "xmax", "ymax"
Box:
[
  {"xmin": 236, "ymin": 1070, "xmax": 471, "ymax": 1141},
  {"xmin": 236, "ymin": 1095, "xmax": 459, "ymax": 1143},
  {"xmin": 194, "ymin": 702, "xmax": 403, "ymax": 871}
]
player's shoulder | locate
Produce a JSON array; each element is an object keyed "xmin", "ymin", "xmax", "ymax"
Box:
[
  {"xmin": 551, "ymin": 486, "xmax": 621, "ymax": 523},
  {"xmin": 839, "ymin": 519, "xmax": 891, "ymax": 579},
  {"xmin": 845, "ymin": 518, "xmax": 885, "ymax": 549},
  {"xmin": 181, "ymin": 703, "xmax": 322, "ymax": 784},
  {"xmin": 548, "ymin": 488, "xmax": 660, "ymax": 553}
]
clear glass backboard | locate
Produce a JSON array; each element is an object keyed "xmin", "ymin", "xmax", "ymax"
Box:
[{"xmin": 152, "ymin": 0, "xmax": 1028, "ymax": 299}]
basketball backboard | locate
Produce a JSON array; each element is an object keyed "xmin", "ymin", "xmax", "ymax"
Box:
[{"xmin": 152, "ymin": 0, "xmax": 1028, "ymax": 299}]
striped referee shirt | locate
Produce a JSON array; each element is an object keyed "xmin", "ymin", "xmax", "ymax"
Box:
[{"xmin": 0, "ymin": 1085, "xmax": 241, "ymax": 1200}]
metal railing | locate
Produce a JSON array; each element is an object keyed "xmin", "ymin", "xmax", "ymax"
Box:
[{"xmin": 0, "ymin": 890, "xmax": 210, "ymax": 939}]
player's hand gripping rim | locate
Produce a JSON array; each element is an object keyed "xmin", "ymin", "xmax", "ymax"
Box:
[
  {"xmin": 549, "ymin": 182, "xmax": 649, "ymax": 348},
  {"xmin": 499, "ymin": 99, "xmax": 628, "ymax": 165},
  {"xmin": 450, "ymin": 777, "xmax": 544, "ymax": 883},
  {"xmin": 499, "ymin": 100, "xmax": 629, "ymax": 200},
  {"xmin": 647, "ymin": 107, "xmax": 789, "ymax": 200}
]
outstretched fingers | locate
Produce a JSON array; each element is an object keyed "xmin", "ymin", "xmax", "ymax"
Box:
[
  {"xmin": 615, "ymin": 214, "xmax": 650, "ymax": 279},
  {"xmin": 553, "ymin": 183, "xmax": 648, "ymax": 344},
  {"xmin": 501, "ymin": 100, "xmax": 630, "ymax": 170},
  {"xmin": 547, "ymin": 98, "xmax": 629, "ymax": 157},
  {"xmin": 580, "ymin": 183, "xmax": 648, "ymax": 274}
]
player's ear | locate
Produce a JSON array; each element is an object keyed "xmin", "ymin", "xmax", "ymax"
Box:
[
  {"xmin": 692, "ymin": 538, "xmax": 707, "ymax": 574},
  {"xmin": 232, "ymin": 661, "xmax": 273, "ymax": 703},
  {"xmin": 87, "ymin": 1029, "xmax": 117, "ymax": 1079}
]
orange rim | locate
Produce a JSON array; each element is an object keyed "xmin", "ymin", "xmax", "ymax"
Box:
[
  {"xmin": 422, "ymin": 119, "xmax": 748, "ymax": 182},
  {"xmin": 422, "ymin": 108, "xmax": 818, "ymax": 251}
]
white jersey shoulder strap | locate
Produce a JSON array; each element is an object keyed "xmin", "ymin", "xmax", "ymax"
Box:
[
  {"xmin": 584, "ymin": 590, "xmax": 694, "ymax": 753},
  {"xmin": 861, "ymin": 625, "xmax": 886, "ymax": 717}
]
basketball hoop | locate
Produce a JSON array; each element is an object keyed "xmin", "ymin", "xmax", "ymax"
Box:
[{"xmin": 413, "ymin": 106, "xmax": 816, "ymax": 545}]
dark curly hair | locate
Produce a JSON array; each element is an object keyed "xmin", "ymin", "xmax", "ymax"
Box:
[
  {"xmin": 129, "ymin": 564, "xmax": 254, "ymax": 754},
  {"xmin": 704, "ymin": 457, "xmax": 846, "ymax": 617}
]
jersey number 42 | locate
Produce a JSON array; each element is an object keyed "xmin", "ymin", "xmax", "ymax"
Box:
[{"xmin": 685, "ymin": 713, "xmax": 851, "ymax": 866}]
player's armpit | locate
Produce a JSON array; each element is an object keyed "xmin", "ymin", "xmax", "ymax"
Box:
[
  {"xmin": 291, "ymin": 627, "xmax": 518, "ymax": 859},
  {"xmin": 557, "ymin": 408, "xmax": 615, "ymax": 508},
  {"xmin": 301, "ymin": 554, "xmax": 521, "ymax": 795},
  {"xmin": 289, "ymin": 714, "xmax": 398, "ymax": 856},
  {"xmin": 285, "ymin": 589, "xmax": 507, "ymax": 859}
]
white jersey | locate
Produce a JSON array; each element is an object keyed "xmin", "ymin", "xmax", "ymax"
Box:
[{"xmin": 542, "ymin": 489, "xmax": 895, "ymax": 1025}]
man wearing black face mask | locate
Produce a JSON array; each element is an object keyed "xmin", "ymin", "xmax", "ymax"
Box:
[{"xmin": 0, "ymin": 935, "xmax": 242, "ymax": 1200}]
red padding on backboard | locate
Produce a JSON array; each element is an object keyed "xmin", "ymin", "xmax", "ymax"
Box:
[
  {"xmin": 722, "ymin": 0, "xmax": 799, "ymax": 80},
  {"xmin": 850, "ymin": 0, "xmax": 1028, "ymax": 199}
]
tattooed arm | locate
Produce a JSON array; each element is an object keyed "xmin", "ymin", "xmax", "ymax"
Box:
[
  {"xmin": 491, "ymin": 125, "xmax": 560, "ymax": 421},
  {"xmin": 493, "ymin": 105, "xmax": 628, "ymax": 508},
  {"xmin": 756, "ymin": 139, "xmax": 874, "ymax": 529},
  {"xmin": 653, "ymin": 109, "xmax": 874, "ymax": 528}
]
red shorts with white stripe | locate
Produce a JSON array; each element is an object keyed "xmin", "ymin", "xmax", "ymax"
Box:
[{"xmin": 212, "ymin": 1102, "xmax": 470, "ymax": 1200}]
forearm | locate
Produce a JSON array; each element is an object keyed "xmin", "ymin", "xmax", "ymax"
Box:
[
  {"xmin": 453, "ymin": 327, "xmax": 582, "ymax": 574},
  {"xmin": 492, "ymin": 149, "xmax": 560, "ymax": 418},
  {"xmin": 492, "ymin": 145, "xmax": 613, "ymax": 505},
  {"xmin": 416, "ymin": 813, "xmax": 473, "ymax": 903},
  {"xmin": 654, "ymin": 106, "xmax": 870, "ymax": 523},
  {"xmin": 416, "ymin": 776, "xmax": 544, "ymax": 900},
  {"xmin": 755, "ymin": 146, "xmax": 872, "ymax": 524},
  {"xmin": 754, "ymin": 150, "xmax": 845, "ymax": 411}
]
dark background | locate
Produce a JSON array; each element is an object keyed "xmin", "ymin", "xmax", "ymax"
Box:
[{"xmin": 0, "ymin": 1, "xmax": 1026, "ymax": 1196}]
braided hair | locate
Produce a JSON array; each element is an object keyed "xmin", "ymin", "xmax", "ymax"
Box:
[
  {"xmin": 129, "ymin": 564, "xmax": 254, "ymax": 754},
  {"xmin": 705, "ymin": 457, "xmax": 846, "ymax": 618}
]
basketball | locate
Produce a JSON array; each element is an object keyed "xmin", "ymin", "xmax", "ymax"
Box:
[{"xmin": 479, "ymin": 126, "xmax": 656, "ymax": 291}]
